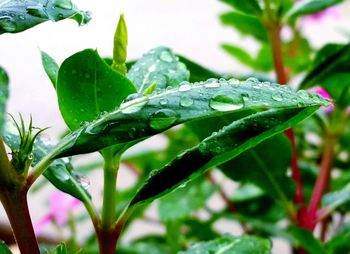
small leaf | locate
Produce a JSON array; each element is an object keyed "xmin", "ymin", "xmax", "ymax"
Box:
[
  {"xmin": 220, "ymin": 0, "xmax": 262, "ymax": 16},
  {"xmin": 0, "ymin": 240, "xmax": 12, "ymax": 254},
  {"xmin": 0, "ymin": 66, "xmax": 9, "ymax": 134},
  {"xmin": 54, "ymin": 78, "xmax": 328, "ymax": 157},
  {"xmin": 40, "ymin": 50, "xmax": 59, "ymax": 88},
  {"xmin": 57, "ymin": 49, "xmax": 136, "ymax": 130},
  {"xmin": 0, "ymin": 0, "xmax": 91, "ymax": 34},
  {"xmin": 52, "ymin": 243, "xmax": 68, "ymax": 254},
  {"xmin": 322, "ymin": 183, "xmax": 350, "ymax": 211},
  {"xmin": 178, "ymin": 234, "xmax": 271, "ymax": 254},
  {"xmin": 127, "ymin": 47, "xmax": 190, "ymax": 93},
  {"xmin": 220, "ymin": 12, "xmax": 268, "ymax": 42},
  {"xmin": 112, "ymin": 13, "xmax": 128, "ymax": 75},
  {"xmin": 286, "ymin": 0, "xmax": 343, "ymax": 20},
  {"xmin": 289, "ymin": 226, "xmax": 327, "ymax": 254},
  {"xmin": 2, "ymin": 120, "xmax": 90, "ymax": 202},
  {"xmin": 129, "ymin": 106, "xmax": 321, "ymax": 206},
  {"xmin": 221, "ymin": 44, "xmax": 256, "ymax": 68}
]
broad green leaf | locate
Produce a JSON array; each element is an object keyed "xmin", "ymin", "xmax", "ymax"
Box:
[
  {"xmin": 127, "ymin": 47, "xmax": 190, "ymax": 93},
  {"xmin": 289, "ymin": 226, "xmax": 327, "ymax": 254},
  {"xmin": 2, "ymin": 120, "xmax": 90, "ymax": 202},
  {"xmin": 177, "ymin": 56, "xmax": 222, "ymax": 82},
  {"xmin": 221, "ymin": 135, "xmax": 294, "ymax": 202},
  {"xmin": 52, "ymin": 243, "xmax": 67, "ymax": 254},
  {"xmin": 40, "ymin": 50, "xmax": 59, "ymax": 88},
  {"xmin": 220, "ymin": 0, "xmax": 262, "ymax": 16},
  {"xmin": 299, "ymin": 43, "xmax": 350, "ymax": 108},
  {"xmin": 0, "ymin": 240, "xmax": 12, "ymax": 254},
  {"xmin": 177, "ymin": 234, "xmax": 271, "ymax": 254},
  {"xmin": 129, "ymin": 106, "xmax": 321, "ymax": 206},
  {"xmin": 0, "ymin": 66, "xmax": 9, "ymax": 134},
  {"xmin": 220, "ymin": 12, "xmax": 268, "ymax": 42},
  {"xmin": 256, "ymin": 44, "xmax": 273, "ymax": 72},
  {"xmin": 158, "ymin": 177, "xmax": 215, "ymax": 221},
  {"xmin": 57, "ymin": 49, "xmax": 136, "ymax": 130},
  {"xmin": 221, "ymin": 44, "xmax": 256, "ymax": 68},
  {"xmin": 322, "ymin": 183, "xmax": 350, "ymax": 211},
  {"xmin": 55, "ymin": 78, "xmax": 328, "ymax": 157},
  {"xmin": 326, "ymin": 223, "xmax": 350, "ymax": 254},
  {"xmin": 0, "ymin": 0, "xmax": 90, "ymax": 34},
  {"xmin": 286, "ymin": 0, "xmax": 343, "ymax": 20}
]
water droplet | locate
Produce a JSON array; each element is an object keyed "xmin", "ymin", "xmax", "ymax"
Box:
[
  {"xmin": 159, "ymin": 98, "xmax": 168, "ymax": 105},
  {"xmin": 19, "ymin": 15, "xmax": 25, "ymax": 20},
  {"xmin": 205, "ymin": 81, "xmax": 220, "ymax": 88},
  {"xmin": 148, "ymin": 64, "xmax": 156, "ymax": 72},
  {"xmin": 246, "ymin": 77, "xmax": 259, "ymax": 83},
  {"xmin": 228, "ymin": 78, "xmax": 240, "ymax": 87},
  {"xmin": 26, "ymin": 6, "xmax": 49, "ymax": 19},
  {"xmin": 209, "ymin": 94, "xmax": 244, "ymax": 112},
  {"xmin": 54, "ymin": 0, "xmax": 73, "ymax": 10},
  {"xmin": 149, "ymin": 109, "xmax": 178, "ymax": 130},
  {"xmin": 160, "ymin": 51, "xmax": 173, "ymax": 62},
  {"xmin": 180, "ymin": 97, "xmax": 194, "ymax": 107},
  {"xmin": 297, "ymin": 90, "xmax": 309, "ymax": 100},
  {"xmin": 178, "ymin": 82, "xmax": 191, "ymax": 91},
  {"xmin": 177, "ymin": 62, "xmax": 187, "ymax": 70},
  {"xmin": 0, "ymin": 17, "xmax": 17, "ymax": 32},
  {"xmin": 271, "ymin": 93, "xmax": 283, "ymax": 102},
  {"xmin": 73, "ymin": 173, "xmax": 90, "ymax": 190}
]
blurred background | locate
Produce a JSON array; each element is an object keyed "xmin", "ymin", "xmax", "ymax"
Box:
[{"xmin": 1, "ymin": 0, "xmax": 350, "ymax": 253}]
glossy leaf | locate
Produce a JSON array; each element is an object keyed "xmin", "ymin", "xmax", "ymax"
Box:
[
  {"xmin": 57, "ymin": 49, "xmax": 136, "ymax": 130},
  {"xmin": 55, "ymin": 78, "xmax": 328, "ymax": 157},
  {"xmin": 0, "ymin": 240, "xmax": 12, "ymax": 254},
  {"xmin": 286, "ymin": 0, "xmax": 343, "ymax": 20},
  {"xmin": 0, "ymin": 0, "xmax": 90, "ymax": 34},
  {"xmin": 129, "ymin": 106, "xmax": 321, "ymax": 206},
  {"xmin": 322, "ymin": 183, "xmax": 350, "ymax": 211},
  {"xmin": 289, "ymin": 226, "xmax": 327, "ymax": 254},
  {"xmin": 220, "ymin": 0, "xmax": 262, "ymax": 16},
  {"xmin": 0, "ymin": 66, "xmax": 9, "ymax": 134},
  {"xmin": 127, "ymin": 47, "xmax": 190, "ymax": 93},
  {"xmin": 220, "ymin": 12, "xmax": 268, "ymax": 42},
  {"xmin": 40, "ymin": 50, "xmax": 59, "ymax": 88},
  {"xmin": 177, "ymin": 234, "xmax": 271, "ymax": 254},
  {"xmin": 2, "ymin": 120, "xmax": 90, "ymax": 202}
]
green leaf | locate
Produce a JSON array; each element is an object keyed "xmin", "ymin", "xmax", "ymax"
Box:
[
  {"xmin": 40, "ymin": 50, "xmax": 59, "ymax": 88},
  {"xmin": 221, "ymin": 44, "xmax": 256, "ymax": 68},
  {"xmin": 286, "ymin": 0, "xmax": 343, "ymax": 20},
  {"xmin": 57, "ymin": 49, "xmax": 136, "ymax": 130},
  {"xmin": 220, "ymin": 0, "xmax": 262, "ymax": 16},
  {"xmin": 129, "ymin": 106, "xmax": 321, "ymax": 206},
  {"xmin": 52, "ymin": 243, "xmax": 67, "ymax": 254},
  {"xmin": 0, "ymin": 0, "xmax": 91, "ymax": 34},
  {"xmin": 326, "ymin": 223, "xmax": 350, "ymax": 254},
  {"xmin": 0, "ymin": 66, "xmax": 9, "ymax": 134},
  {"xmin": 158, "ymin": 177, "xmax": 215, "ymax": 221},
  {"xmin": 127, "ymin": 47, "xmax": 190, "ymax": 93},
  {"xmin": 220, "ymin": 12, "xmax": 268, "ymax": 42},
  {"xmin": 256, "ymin": 44, "xmax": 274, "ymax": 72},
  {"xmin": 322, "ymin": 183, "xmax": 350, "ymax": 211},
  {"xmin": 112, "ymin": 13, "xmax": 128, "ymax": 75},
  {"xmin": 0, "ymin": 240, "xmax": 12, "ymax": 254},
  {"xmin": 55, "ymin": 78, "xmax": 328, "ymax": 157},
  {"xmin": 177, "ymin": 234, "xmax": 271, "ymax": 254},
  {"xmin": 2, "ymin": 120, "xmax": 90, "ymax": 202},
  {"xmin": 289, "ymin": 226, "xmax": 327, "ymax": 254}
]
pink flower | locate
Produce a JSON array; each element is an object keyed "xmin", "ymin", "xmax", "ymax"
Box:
[
  {"xmin": 303, "ymin": 6, "xmax": 339, "ymax": 22},
  {"xmin": 34, "ymin": 191, "xmax": 81, "ymax": 235},
  {"xmin": 308, "ymin": 86, "xmax": 334, "ymax": 112}
]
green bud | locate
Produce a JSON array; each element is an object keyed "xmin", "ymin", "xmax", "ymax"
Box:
[{"xmin": 112, "ymin": 13, "xmax": 128, "ymax": 75}]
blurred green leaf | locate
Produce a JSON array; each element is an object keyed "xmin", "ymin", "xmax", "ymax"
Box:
[
  {"xmin": 220, "ymin": 11, "xmax": 268, "ymax": 42},
  {"xmin": 221, "ymin": 44, "xmax": 256, "ymax": 68},
  {"xmin": 130, "ymin": 106, "xmax": 322, "ymax": 206},
  {"xmin": 322, "ymin": 183, "xmax": 350, "ymax": 212},
  {"xmin": 57, "ymin": 49, "xmax": 136, "ymax": 130},
  {"xmin": 55, "ymin": 79, "xmax": 327, "ymax": 157},
  {"xmin": 178, "ymin": 234, "xmax": 271, "ymax": 254},
  {"xmin": 0, "ymin": 240, "xmax": 12, "ymax": 254},
  {"xmin": 0, "ymin": 66, "xmax": 9, "ymax": 134},
  {"xmin": 220, "ymin": 0, "xmax": 262, "ymax": 16},
  {"xmin": 289, "ymin": 226, "xmax": 327, "ymax": 254},
  {"xmin": 52, "ymin": 243, "xmax": 68, "ymax": 254},
  {"xmin": 326, "ymin": 223, "xmax": 350, "ymax": 254},
  {"xmin": 127, "ymin": 47, "xmax": 190, "ymax": 93},
  {"xmin": 40, "ymin": 50, "xmax": 59, "ymax": 88},
  {"xmin": 0, "ymin": 0, "xmax": 90, "ymax": 34}
]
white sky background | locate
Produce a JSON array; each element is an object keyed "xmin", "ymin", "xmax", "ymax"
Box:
[{"xmin": 1, "ymin": 0, "xmax": 350, "ymax": 253}]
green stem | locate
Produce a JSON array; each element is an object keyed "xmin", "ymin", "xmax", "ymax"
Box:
[{"xmin": 0, "ymin": 189, "xmax": 40, "ymax": 254}]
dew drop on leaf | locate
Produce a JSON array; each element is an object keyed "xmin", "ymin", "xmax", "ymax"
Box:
[
  {"xmin": 180, "ymin": 97, "xmax": 194, "ymax": 107},
  {"xmin": 54, "ymin": 0, "xmax": 73, "ymax": 10},
  {"xmin": 159, "ymin": 51, "xmax": 173, "ymax": 62},
  {"xmin": 26, "ymin": 6, "xmax": 49, "ymax": 19},
  {"xmin": 228, "ymin": 78, "xmax": 240, "ymax": 87},
  {"xmin": 297, "ymin": 90, "xmax": 309, "ymax": 100},
  {"xmin": 149, "ymin": 109, "xmax": 178, "ymax": 130},
  {"xmin": 209, "ymin": 94, "xmax": 244, "ymax": 112},
  {"xmin": 178, "ymin": 82, "xmax": 191, "ymax": 91},
  {"xmin": 271, "ymin": 93, "xmax": 283, "ymax": 102},
  {"xmin": 159, "ymin": 98, "xmax": 168, "ymax": 105}
]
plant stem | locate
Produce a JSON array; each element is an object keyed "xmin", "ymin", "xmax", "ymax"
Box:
[{"xmin": 0, "ymin": 188, "xmax": 40, "ymax": 254}]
